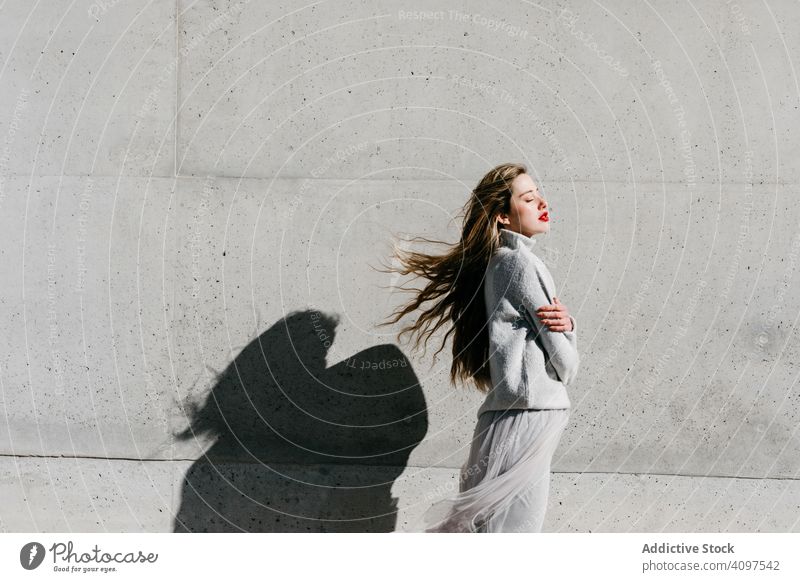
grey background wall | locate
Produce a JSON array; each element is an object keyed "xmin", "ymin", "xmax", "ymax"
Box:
[{"xmin": 0, "ymin": 0, "xmax": 798, "ymax": 532}]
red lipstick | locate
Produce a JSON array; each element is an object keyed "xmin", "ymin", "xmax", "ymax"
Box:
[{"xmin": 539, "ymin": 212, "xmax": 549, "ymax": 222}]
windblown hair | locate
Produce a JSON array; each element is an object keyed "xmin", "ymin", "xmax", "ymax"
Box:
[{"xmin": 376, "ymin": 162, "xmax": 527, "ymax": 393}]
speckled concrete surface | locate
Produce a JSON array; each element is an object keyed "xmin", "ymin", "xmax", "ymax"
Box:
[{"xmin": 0, "ymin": 0, "xmax": 798, "ymax": 532}]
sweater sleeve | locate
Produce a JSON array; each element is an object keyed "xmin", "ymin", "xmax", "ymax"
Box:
[{"xmin": 514, "ymin": 254, "xmax": 580, "ymax": 385}]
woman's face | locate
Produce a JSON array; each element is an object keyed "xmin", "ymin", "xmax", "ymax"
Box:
[{"xmin": 497, "ymin": 173, "xmax": 550, "ymax": 237}]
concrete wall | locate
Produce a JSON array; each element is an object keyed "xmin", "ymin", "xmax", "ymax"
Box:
[{"xmin": 1, "ymin": 0, "xmax": 798, "ymax": 532}]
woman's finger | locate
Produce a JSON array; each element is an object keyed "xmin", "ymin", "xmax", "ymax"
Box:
[
  {"xmin": 539, "ymin": 315, "xmax": 568, "ymax": 325},
  {"xmin": 537, "ymin": 306, "xmax": 567, "ymax": 318}
]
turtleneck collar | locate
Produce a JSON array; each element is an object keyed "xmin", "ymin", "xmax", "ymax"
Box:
[{"xmin": 498, "ymin": 228, "xmax": 538, "ymax": 252}]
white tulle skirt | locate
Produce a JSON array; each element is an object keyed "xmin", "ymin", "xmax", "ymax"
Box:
[{"xmin": 420, "ymin": 407, "xmax": 570, "ymax": 533}]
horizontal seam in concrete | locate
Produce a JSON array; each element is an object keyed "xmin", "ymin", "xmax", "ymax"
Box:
[
  {"xmin": 2, "ymin": 172, "xmax": 795, "ymax": 185},
  {"xmin": 1, "ymin": 454, "xmax": 797, "ymax": 481}
]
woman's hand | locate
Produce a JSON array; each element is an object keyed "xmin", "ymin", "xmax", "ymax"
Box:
[{"xmin": 536, "ymin": 296, "xmax": 574, "ymax": 332}]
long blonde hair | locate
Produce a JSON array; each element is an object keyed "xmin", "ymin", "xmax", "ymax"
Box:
[{"xmin": 376, "ymin": 162, "xmax": 527, "ymax": 393}]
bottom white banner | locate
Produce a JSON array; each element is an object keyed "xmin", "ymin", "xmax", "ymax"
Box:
[{"xmin": 1, "ymin": 533, "xmax": 797, "ymax": 581}]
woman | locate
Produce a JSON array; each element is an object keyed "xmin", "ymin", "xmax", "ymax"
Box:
[{"xmin": 379, "ymin": 162, "xmax": 579, "ymax": 532}]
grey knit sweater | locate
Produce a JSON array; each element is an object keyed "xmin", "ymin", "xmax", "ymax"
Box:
[{"xmin": 476, "ymin": 228, "xmax": 579, "ymax": 418}]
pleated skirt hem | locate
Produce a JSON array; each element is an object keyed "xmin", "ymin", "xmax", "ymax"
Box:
[{"xmin": 418, "ymin": 407, "xmax": 570, "ymax": 533}]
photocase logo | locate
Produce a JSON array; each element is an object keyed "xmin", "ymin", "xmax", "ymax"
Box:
[{"xmin": 20, "ymin": 542, "xmax": 46, "ymax": 570}]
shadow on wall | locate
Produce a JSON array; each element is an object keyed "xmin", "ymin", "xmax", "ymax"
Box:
[{"xmin": 172, "ymin": 309, "xmax": 428, "ymax": 532}]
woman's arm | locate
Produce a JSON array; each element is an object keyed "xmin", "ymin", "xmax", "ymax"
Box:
[{"xmin": 511, "ymin": 254, "xmax": 580, "ymax": 385}]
